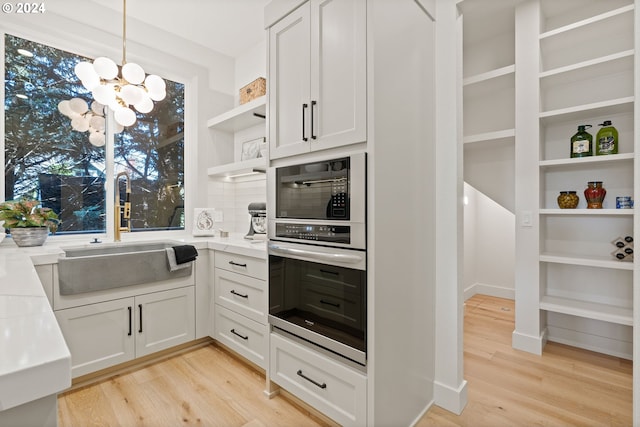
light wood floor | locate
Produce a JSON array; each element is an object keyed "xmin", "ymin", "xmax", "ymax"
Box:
[
  {"xmin": 58, "ymin": 295, "xmax": 632, "ymax": 426},
  {"xmin": 418, "ymin": 294, "xmax": 632, "ymax": 427}
]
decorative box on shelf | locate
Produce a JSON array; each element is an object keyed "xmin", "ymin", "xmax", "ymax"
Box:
[{"xmin": 240, "ymin": 77, "xmax": 266, "ymax": 105}]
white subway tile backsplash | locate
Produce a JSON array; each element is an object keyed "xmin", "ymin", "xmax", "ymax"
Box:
[{"xmin": 206, "ymin": 176, "xmax": 266, "ymax": 233}]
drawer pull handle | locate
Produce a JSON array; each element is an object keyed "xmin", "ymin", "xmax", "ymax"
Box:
[
  {"xmin": 230, "ymin": 290, "xmax": 249, "ymax": 298},
  {"xmin": 320, "ymin": 299, "xmax": 340, "ymax": 308},
  {"xmin": 229, "ymin": 261, "xmax": 247, "ymax": 268},
  {"xmin": 310, "ymin": 100, "xmax": 317, "ymax": 140},
  {"xmin": 302, "ymin": 103, "xmax": 308, "ymax": 142},
  {"xmin": 138, "ymin": 304, "xmax": 143, "ymax": 333},
  {"xmin": 297, "ymin": 370, "xmax": 327, "ymax": 389},
  {"xmin": 127, "ymin": 306, "xmax": 132, "ymax": 336},
  {"xmin": 230, "ymin": 329, "xmax": 249, "ymax": 340},
  {"xmin": 320, "ymin": 269, "xmax": 339, "ymax": 276}
]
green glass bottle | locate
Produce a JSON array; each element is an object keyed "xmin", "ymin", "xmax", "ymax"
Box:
[
  {"xmin": 570, "ymin": 124, "xmax": 593, "ymax": 158},
  {"xmin": 596, "ymin": 120, "xmax": 618, "ymax": 155}
]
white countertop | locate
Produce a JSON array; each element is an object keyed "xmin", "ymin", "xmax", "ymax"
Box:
[{"xmin": 0, "ymin": 232, "xmax": 265, "ymax": 412}]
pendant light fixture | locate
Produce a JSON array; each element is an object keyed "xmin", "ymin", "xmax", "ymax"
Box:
[{"xmin": 73, "ymin": 0, "xmax": 166, "ymax": 128}]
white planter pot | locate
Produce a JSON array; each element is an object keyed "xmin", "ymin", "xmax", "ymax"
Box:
[{"xmin": 10, "ymin": 227, "xmax": 49, "ymax": 247}]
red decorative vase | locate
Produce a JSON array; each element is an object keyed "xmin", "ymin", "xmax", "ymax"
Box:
[{"xmin": 584, "ymin": 181, "xmax": 606, "ymax": 209}]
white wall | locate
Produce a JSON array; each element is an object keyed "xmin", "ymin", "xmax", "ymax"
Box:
[
  {"xmin": 234, "ymin": 40, "xmax": 268, "ymax": 106},
  {"xmin": 464, "ymin": 182, "xmax": 515, "ymax": 300}
]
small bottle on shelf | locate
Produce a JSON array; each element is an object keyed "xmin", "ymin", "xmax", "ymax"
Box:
[
  {"xmin": 595, "ymin": 120, "xmax": 618, "ymax": 155},
  {"xmin": 570, "ymin": 125, "xmax": 593, "ymax": 158}
]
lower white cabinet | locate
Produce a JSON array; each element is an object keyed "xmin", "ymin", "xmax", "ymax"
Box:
[
  {"xmin": 55, "ymin": 286, "xmax": 195, "ymax": 378},
  {"xmin": 270, "ymin": 332, "xmax": 367, "ymax": 427},
  {"xmin": 214, "ymin": 305, "xmax": 268, "ymax": 368},
  {"xmin": 212, "ymin": 251, "xmax": 268, "ymax": 368}
]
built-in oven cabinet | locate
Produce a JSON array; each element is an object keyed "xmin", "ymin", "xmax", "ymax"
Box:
[
  {"xmin": 212, "ymin": 250, "xmax": 268, "ymax": 369},
  {"xmin": 270, "ymin": 332, "xmax": 367, "ymax": 427},
  {"xmin": 267, "ymin": 0, "xmax": 367, "ymax": 160}
]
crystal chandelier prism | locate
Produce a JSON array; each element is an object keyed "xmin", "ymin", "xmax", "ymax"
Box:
[{"xmin": 73, "ymin": 0, "xmax": 166, "ymax": 128}]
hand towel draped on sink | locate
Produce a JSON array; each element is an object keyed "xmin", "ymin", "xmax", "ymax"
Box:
[{"xmin": 166, "ymin": 245, "xmax": 198, "ymax": 271}]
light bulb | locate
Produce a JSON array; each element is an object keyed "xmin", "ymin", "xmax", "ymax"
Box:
[
  {"xmin": 71, "ymin": 116, "xmax": 90, "ymax": 132},
  {"xmin": 122, "ymin": 63, "xmax": 145, "ymax": 85},
  {"xmin": 93, "ymin": 57, "xmax": 118, "ymax": 80},
  {"xmin": 74, "ymin": 61, "xmax": 97, "ymax": 81},
  {"xmin": 120, "ymin": 84, "xmax": 143, "ymax": 105},
  {"xmin": 90, "ymin": 101, "xmax": 105, "ymax": 115},
  {"xmin": 113, "ymin": 122, "xmax": 125, "ymax": 134},
  {"xmin": 92, "ymin": 84, "xmax": 116, "ymax": 105},
  {"xmin": 114, "ymin": 106, "xmax": 136, "ymax": 127},
  {"xmin": 57, "ymin": 100, "xmax": 73, "ymax": 117},
  {"xmin": 134, "ymin": 95, "xmax": 153, "ymax": 113},
  {"xmin": 89, "ymin": 115, "xmax": 105, "ymax": 131},
  {"xmin": 81, "ymin": 74, "xmax": 101, "ymax": 91},
  {"xmin": 89, "ymin": 131, "xmax": 106, "ymax": 147},
  {"xmin": 69, "ymin": 97, "xmax": 88, "ymax": 115},
  {"xmin": 144, "ymin": 74, "xmax": 165, "ymax": 92},
  {"xmin": 148, "ymin": 88, "xmax": 166, "ymax": 102}
]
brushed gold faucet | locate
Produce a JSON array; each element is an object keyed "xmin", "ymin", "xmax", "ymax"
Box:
[{"xmin": 114, "ymin": 171, "xmax": 131, "ymax": 242}]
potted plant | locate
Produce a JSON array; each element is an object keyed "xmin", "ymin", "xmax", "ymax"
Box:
[{"xmin": 0, "ymin": 198, "xmax": 60, "ymax": 247}]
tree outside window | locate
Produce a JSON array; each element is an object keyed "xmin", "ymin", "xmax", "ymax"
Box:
[{"xmin": 4, "ymin": 34, "xmax": 185, "ymax": 234}]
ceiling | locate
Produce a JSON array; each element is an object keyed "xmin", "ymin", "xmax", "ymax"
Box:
[{"xmin": 87, "ymin": 0, "xmax": 270, "ymax": 59}]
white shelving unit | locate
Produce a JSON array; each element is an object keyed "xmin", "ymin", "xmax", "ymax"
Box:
[
  {"xmin": 207, "ymin": 96, "xmax": 267, "ymax": 179},
  {"xmin": 514, "ymin": 0, "xmax": 636, "ymax": 367}
]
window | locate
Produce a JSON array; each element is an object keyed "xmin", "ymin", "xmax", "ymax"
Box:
[{"xmin": 4, "ymin": 34, "xmax": 185, "ymax": 234}]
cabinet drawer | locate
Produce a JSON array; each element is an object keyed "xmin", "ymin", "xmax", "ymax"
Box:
[
  {"xmin": 270, "ymin": 333, "xmax": 367, "ymax": 427},
  {"xmin": 215, "ymin": 268, "xmax": 267, "ymax": 324},
  {"xmin": 215, "ymin": 252, "xmax": 267, "ymax": 280},
  {"xmin": 215, "ymin": 305, "xmax": 268, "ymax": 369}
]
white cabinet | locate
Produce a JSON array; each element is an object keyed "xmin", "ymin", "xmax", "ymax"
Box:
[
  {"xmin": 212, "ymin": 251, "xmax": 268, "ymax": 368},
  {"xmin": 270, "ymin": 332, "xmax": 367, "ymax": 427},
  {"xmin": 268, "ymin": 0, "xmax": 366, "ymax": 159},
  {"xmin": 55, "ymin": 286, "xmax": 195, "ymax": 378},
  {"xmin": 513, "ymin": 0, "xmax": 636, "ymax": 359}
]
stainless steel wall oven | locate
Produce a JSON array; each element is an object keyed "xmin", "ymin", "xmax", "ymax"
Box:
[{"xmin": 268, "ymin": 153, "xmax": 367, "ymax": 366}]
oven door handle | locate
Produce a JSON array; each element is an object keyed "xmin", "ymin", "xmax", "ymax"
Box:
[{"xmin": 268, "ymin": 243, "xmax": 364, "ymax": 264}]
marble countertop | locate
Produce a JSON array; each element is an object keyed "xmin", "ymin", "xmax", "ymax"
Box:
[{"xmin": 0, "ymin": 232, "xmax": 265, "ymax": 412}]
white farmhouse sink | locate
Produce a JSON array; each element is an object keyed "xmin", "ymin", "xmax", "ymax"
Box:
[{"xmin": 58, "ymin": 241, "xmax": 192, "ymax": 295}]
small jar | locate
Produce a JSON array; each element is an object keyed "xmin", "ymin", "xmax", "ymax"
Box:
[
  {"xmin": 584, "ymin": 181, "xmax": 606, "ymax": 209},
  {"xmin": 557, "ymin": 191, "xmax": 579, "ymax": 209}
]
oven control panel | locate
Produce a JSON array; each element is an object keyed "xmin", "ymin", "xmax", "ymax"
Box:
[{"xmin": 275, "ymin": 223, "xmax": 351, "ymax": 244}]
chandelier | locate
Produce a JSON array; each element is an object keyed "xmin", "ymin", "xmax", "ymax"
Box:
[{"xmin": 72, "ymin": 0, "xmax": 166, "ymax": 128}]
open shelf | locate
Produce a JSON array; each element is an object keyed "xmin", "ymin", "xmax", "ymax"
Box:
[
  {"xmin": 464, "ymin": 128, "xmax": 515, "ymax": 145},
  {"xmin": 207, "ymin": 96, "xmax": 267, "ymax": 133},
  {"xmin": 540, "ymin": 295, "xmax": 633, "ymax": 326},
  {"xmin": 207, "ymin": 157, "xmax": 267, "ymax": 179},
  {"xmin": 539, "ymin": 153, "xmax": 634, "ymax": 168},
  {"xmin": 539, "ymin": 4, "xmax": 634, "ymax": 40},
  {"xmin": 539, "ymin": 96, "xmax": 634, "ymax": 125},
  {"xmin": 540, "ymin": 209, "xmax": 634, "ymax": 216},
  {"xmin": 540, "ymin": 50, "xmax": 634, "ymax": 79},
  {"xmin": 463, "ymin": 64, "xmax": 515, "ymax": 86},
  {"xmin": 540, "ymin": 252, "xmax": 634, "ymax": 270}
]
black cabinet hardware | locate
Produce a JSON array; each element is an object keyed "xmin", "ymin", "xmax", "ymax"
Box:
[
  {"xmin": 230, "ymin": 329, "xmax": 248, "ymax": 340},
  {"xmin": 138, "ymin": 304, "xmax": 143, "ymax": 333},
  {"xmin": 320, "ymin": 299, "xmax": 340, "ymax": 308},
  {"xmin": 302, "ymin": 103, "xmax": 309, "ymax": 141},
  {"xmin": 230, "ymin": 290, "xmax": 249, "ymax": 298},
  {"xmin": 127, "ymin": 306, "xmax": 132, "ymax": 336},
  {"xmin": 311, "ymin": 100, "xmax": 317, "ymax": 140},
  {"xmin": 229, "ymin": 261, "xmax": 247, "ymax": 268},
  {"xmin": 297, "ymin": 370, "xmax": 327, "ymax": 389}
]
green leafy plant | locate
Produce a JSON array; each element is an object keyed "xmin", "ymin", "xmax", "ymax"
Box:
[{"xmin": 0, "ymin": 197, "xmax": 60, "ymax": 231}]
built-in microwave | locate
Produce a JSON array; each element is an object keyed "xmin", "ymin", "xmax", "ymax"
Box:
[{"xmin": 267, "ymin": 153, "xmax": 366, "ymax": 250}]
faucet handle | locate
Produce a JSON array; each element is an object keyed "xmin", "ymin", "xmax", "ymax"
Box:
[{"xmin": 123, "ymin": 202, "xmax": 131, "ymax": 219}]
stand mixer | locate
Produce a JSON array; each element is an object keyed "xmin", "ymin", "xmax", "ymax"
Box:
[{"xmin": 245, "ymin": 202, "xmax": 267, "ymax": 240}]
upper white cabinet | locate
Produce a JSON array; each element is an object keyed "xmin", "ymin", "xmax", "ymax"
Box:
[{"xmin": 268, "ymin": 0, "xmax": 366, "ymax": 159}]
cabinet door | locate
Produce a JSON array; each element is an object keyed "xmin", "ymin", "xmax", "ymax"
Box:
[
  {"xmin": 135, "ymin": 287, "xmax": 195, "ymax": 357},
  {"xmin": 55, "ymin": 298, "xmax": 135, "ymax": 378},
  {"xmin": 310, "ymin": 0, "xmax": 367, "ymax": 150},
  {"xmin": 269, "ymin": 2, "xmax": 312, "ymax": 159}
]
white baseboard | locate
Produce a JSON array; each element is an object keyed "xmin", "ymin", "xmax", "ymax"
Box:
[
  {"xmin": 433, "ymin": 379, "xmax": 468, "ymax": 415},
  {"xmin": 409, "ymin": 399, "xmax": 434, "ymax": 427},
  {"xmin": 512, "ymin": 328, "xmax": 547, "ymax": 355},
  {"xmin": 464, "ymin": 282, "xmax": 514, "ymax": 301}
]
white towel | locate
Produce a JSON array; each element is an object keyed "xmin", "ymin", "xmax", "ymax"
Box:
[{"xmin": 166, "ymin": 247, "xmax": 191, "ymax": 272}]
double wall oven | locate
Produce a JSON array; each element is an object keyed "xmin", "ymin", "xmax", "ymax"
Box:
[{"xmin": 267, "ymin": 153, "xmax": 367, "ymax": 366}]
